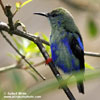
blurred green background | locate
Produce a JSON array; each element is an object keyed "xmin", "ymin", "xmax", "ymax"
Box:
[{"xmin": 0, "ymin": 0, "xmax": 100, "ymax": 100}]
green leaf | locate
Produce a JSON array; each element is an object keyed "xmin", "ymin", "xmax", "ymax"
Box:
[
  {"xmin": 26, "ymin": 41, "xmax": 36, "ymax": 52},
  {"xmin": 42, "ymin": 34, "xmax": 49, "ymax": 42},
  {"xmin": 21, "ymin": 0, "xmax": 32, "ymax": 8},
  {"xmin": 27, "ymin": 69, "xmax": 39, "ymax": 81},
  {"xmin": 87, "ymin": 18, "xmax": 98, "ymax": 37},
  {"xmin": 25, "ymin": 41, "xmax": 41, "ymax": 56},
  {"xmin": 7, "ymin": 53, "xmax": 21, "ymax": 61},
  {"xmin": 0, "ymin": 87, "xmax": 4, "ymax": 99},
  {"xmin": 7, "ymin": 53, "xmax": 17, "ymax": 59},
  {"xmin": 10, "ymin": 70, "xmax": 25, "ymax": 92},
  {"xmin": 44, "ymin": 45, "xmax": 51, "ymax": 56},
  {"xmin": 15, "ymin": 0, "xmax": 32, "ymax": 11},
  {"xmin": 12, "ymin": 37, "xmax": 24, "ymax": 54},
  {"xmin": 25, "ymin": 32, "xmax": 40, "ymax": 54},
  {"xmin": 27, "ymin": 69, "xmax": 100, "ymax": 96},
  {"xmin": 42, "ymin": 34, "xmax": 51, "ymax": 55},
  {"xmin": 16, "ymin": 1, "xmax": 22, "ymax": 10},
  {"xmin": 34, "ymin": 32, "xmax": 40, "ymax": 36},
  {"xmin": 22, "ymin": 39, "xmax": 30, "ymax": 48},
  {"xmin": 85, "ymin": 63, "xmax": 95, "ymax": 70}
]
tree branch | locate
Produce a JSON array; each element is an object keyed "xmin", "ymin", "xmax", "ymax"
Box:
[
  {"xmin": 0, "ymin": 0, "xmax": 6, "ymax": 14},
  {"xmin": 0, "ymin": 63, "xmax": 39, "ymax": 81},
  {"xmin": 84, "ymin": 51, "xmax": 100, "ymax": 57},
  {"xmin": 0, "ymin": 64, "xmax": 17, "ymax": 73}
]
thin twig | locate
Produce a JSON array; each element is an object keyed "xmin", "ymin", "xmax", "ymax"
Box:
[
  {"xmin": 0, "ymin": 63, "xmax": 39, "ymax": 82},
  {"xmin": 0, "ymin": 31, "xmax": 46, "ymax": 80},
  {"xmin": 0, "ymin": 64, "xmax": 17, "ymax": 73},
  {"xmin": 0, "ymin": 0, "xmax": 6, "ymax": 14},
  {"xmin": 5, "ymin": 5, "xmax": 14, "ymax": 35},
  {"xmin": 13, "ymin": 9, "xmax": 18, "ymax": 17},
  {"xmin": 34, "ymin": 60, "xmax": 45, "ymax": 67},
  {"xmin": 84, "ymin": 51, "xmax": 100, "ymax": 57}
]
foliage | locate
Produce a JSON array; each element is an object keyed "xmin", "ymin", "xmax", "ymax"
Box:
[
  {"xmin": 85, "ymin": 63, "xmax": 95, "ymax": 70},
  {"xmin": 42, "ymin": 34, "xmax": 51, "ymax": 56},
  {"xmin": 16, "ymin": 0, "xmax": 32, "ymax": 10},
  {"xmin": 27, "ymin": 69, "xmax": 100, "ymax": 96},
  {"xmin": 9, "ymin": 70, "xmax": 26, "ymax": 92},
  {"xmin": 87, "ymin": 17, "xmax": 98, "ymax": 37},
  {"xmin": 9, "ymin": 33, "xmax": 50, "ymax": 61}
]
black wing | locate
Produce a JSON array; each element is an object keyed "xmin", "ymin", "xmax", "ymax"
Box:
[
  {"xmin": 70, "ymin": 35, "xmax": 85, "ymax": 94},
  {"xmin": 70, "ymin": 35, "xmax": 85, "ymax": 70}
]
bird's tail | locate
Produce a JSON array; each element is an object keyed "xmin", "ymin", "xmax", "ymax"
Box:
[
  {"xmin": 77, "ymin": 81, "xmax": 84, "ymax": 94},
  {"xmin": 75, "ymin": 72, "xmax": 85, "ymax": 94}
]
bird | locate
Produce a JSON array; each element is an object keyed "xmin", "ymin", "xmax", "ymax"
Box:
[{"xmin": 34, "ymin": 7, "xmax": 85, "ymax": 94}]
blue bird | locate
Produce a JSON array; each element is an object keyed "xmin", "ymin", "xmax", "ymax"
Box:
[{"xmin": 34, "ymin": 7, "xmax": 85, "ymax": 94}]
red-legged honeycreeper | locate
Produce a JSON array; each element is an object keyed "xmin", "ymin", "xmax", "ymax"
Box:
[{"xmin": 34, "ymin": 7, "xmax": 85, "ymax": 94}]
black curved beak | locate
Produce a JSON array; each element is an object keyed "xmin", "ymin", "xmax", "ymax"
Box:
[{"xmin": 34, "ymin": 12, "xmax": 48, "ymax": 17}]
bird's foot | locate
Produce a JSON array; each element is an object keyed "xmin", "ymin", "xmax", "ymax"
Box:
[{"xmin": 45, "ymin": 58, "xmax": 53, "ymax": 64}]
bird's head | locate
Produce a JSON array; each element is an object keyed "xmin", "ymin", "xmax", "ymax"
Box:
[
  {"xmin": 34, "ymin": 7, "xmax": 79, "ymax": 33},
  {"xmin": 34, "ymin": 7, "xmax": 74, "ymax": 28}
]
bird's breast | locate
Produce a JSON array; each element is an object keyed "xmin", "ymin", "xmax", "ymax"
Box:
[{"xmin": 50, "ymin": 32, "xmax": 80, "ymax": 73}]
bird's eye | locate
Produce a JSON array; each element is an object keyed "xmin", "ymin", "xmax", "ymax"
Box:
[{"xmin": 52, "ymin": 13, "xmax": 58, "ymax": 17}]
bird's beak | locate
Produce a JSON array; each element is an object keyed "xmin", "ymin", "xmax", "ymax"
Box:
[{"xmin": 34, "ymin": 12, "xmax": 48, "ymax": 17}]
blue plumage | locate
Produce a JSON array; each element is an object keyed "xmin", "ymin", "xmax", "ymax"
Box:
[
  {"xmin": 77, "ymin": 37, "xmax": 84, "ymax": 50},
  {"xmin": 61, "ymin": 37, "xmax": 72, "ymax": 55},
  {"xmin": 50, "ymin": 32, "xmax": 83, "ymax": 73},
  {"xmin": 50, "ymin": 43, "xmax": 58, "ymax": 62}
]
